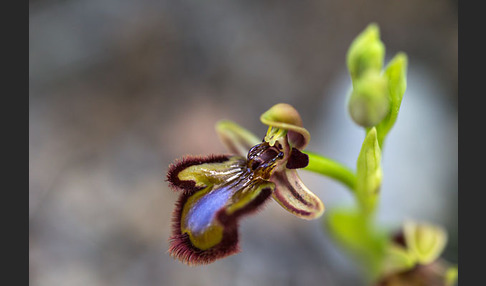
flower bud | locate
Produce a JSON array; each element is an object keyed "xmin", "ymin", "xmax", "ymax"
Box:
[
  {"xmin": 348, "ymin": 71, "xmax": 390, "ymax": 127},
  {"xmin": 347, "ymin": 23, "xmax": 385, "ymax": 81}
]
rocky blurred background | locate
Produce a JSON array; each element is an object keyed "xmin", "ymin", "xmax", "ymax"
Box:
[{"xmin": 29, "ymin": 0, "xmax": 457, "ymax": 285}]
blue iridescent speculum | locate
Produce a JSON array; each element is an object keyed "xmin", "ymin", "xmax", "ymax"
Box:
[{"xmin": 167, "ymin": 103, "xmax": 324, "ymax": 265}]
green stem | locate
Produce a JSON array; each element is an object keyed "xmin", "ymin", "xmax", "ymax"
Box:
[{"xmin": 303, "ymin": 151, "xmax": 357, "ymax": 191}]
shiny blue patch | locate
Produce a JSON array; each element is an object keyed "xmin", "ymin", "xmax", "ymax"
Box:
[{"xmin": 186, "ymin": 184, "xmax": 235, "ymax": 234}]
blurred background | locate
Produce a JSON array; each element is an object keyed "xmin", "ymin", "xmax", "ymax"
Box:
[{"xmin": 29, "ymin": 0, "xmax": 457, "ymax": 285}]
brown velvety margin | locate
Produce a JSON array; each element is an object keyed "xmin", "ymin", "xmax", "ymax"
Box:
[{"xmin": 168, "ymin": 179, "xmax": 273, "ymax": 265}]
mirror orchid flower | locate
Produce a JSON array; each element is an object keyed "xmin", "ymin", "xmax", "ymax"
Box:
[{"xmin": 166, "ymin": 103, "xmax": 325, "ymax": 265}]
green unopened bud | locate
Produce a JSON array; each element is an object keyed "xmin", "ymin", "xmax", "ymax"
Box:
[
  {"xmin": 404, "ymin": 220, "xmax": 448, "ymax": 265},
  {"xmin": 347, "ymin": 23, "xmax": 385, "ymax": 81},
  {"xmin": 356, "ymin": 128, "xmax": 382, "ymax": 214},
  {"xmin": 348, "ymin": 71, "xmax": 390, "ymax": 127}
]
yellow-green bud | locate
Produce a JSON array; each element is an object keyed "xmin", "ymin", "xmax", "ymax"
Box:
[
  {"xmin": 348, "ymin": 71, "xmax": 390, "ymax": 127},
  {"xmin": 347, "ymin": 23, "xmax": 385, "ymax": 81}
]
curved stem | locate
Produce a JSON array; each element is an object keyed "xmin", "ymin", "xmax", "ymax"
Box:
[{"xmin": 303, "ymin": 151, "xmax": 357, "ymax": 191}]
